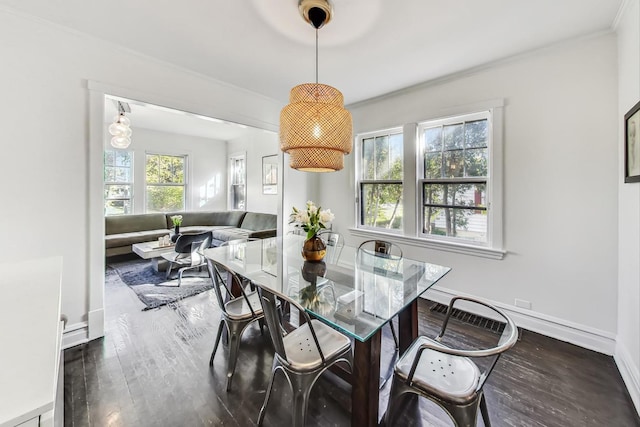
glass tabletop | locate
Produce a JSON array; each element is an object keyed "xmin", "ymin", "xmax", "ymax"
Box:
[{"xmin": 204, "ymin": 235, "xmax": 451, "ymax": 342}]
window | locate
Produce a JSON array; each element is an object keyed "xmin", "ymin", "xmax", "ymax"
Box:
[
  {"xmin": 145, "ymin": 153, "xmax": 186, "ymax": 213},
  {"xmin": 354, "ymin": 102, "xmax": 503, "ymax": 258},
  {"xmin": 357, "ymin": 129, "xmax": 403, "ymax": 231},
  {"xmin": 419, "ymin": 112, "xmax": 490, "ymax": 244},
  {"xmin": 229, "ymin": 154, "xmax": 246, "ymax": 210},
  {"xmin": 104, "ymin": 149, "xmax": 133, "ymax": 216}
]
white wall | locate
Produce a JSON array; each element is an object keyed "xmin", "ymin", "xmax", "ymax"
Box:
[
  {"xmin": 115, "ymin": 127, "xmax": 228, "ymax": 213},
  {"xmin": 317, "ymin": 34, "xmax": 620, "ymax": 350},
  {"xmin": 282, "ymin": 154, "xmax": 316, "ymax": 232},
  {"xmin": 615, "ymin": 0, "xmax": 640, "ymax": 413},
  {"xmin": 227, "ymin": 130, "xmax": 279, "ymax": 214},
  {"xmin": 0, "ymin": 9, "xmax": 280, "ymax": 334}
]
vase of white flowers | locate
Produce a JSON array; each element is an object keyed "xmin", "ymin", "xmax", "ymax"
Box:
[
  {"xmin": 290, "ymin": 201, "xmax": 334, "ymax": 262},
  {"xmin": 301, "ymin": 236, "xmax": 326, "ymax": 262}
]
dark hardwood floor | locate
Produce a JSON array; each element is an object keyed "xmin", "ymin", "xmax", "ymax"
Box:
[{"xmin": 64, "ymin": 260, "xmax": 640, "ymax": 426}]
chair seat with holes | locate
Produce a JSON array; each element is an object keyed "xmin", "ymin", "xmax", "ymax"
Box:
[
  {"xmin": 224, "ymin": 291, "xmax": 264, "ymax": 320},
  {"xmin": 257, "ymin": 287, "xmax": 353, "ymax": 427},
  {"xmin": 207, "ymin": 258, "xmax": 267, "ymax": 392},
  {"xmin": 383, "ymin": 296, "xmax": 518, "ymax": 427},
  {"xmin": 282, "ymin": 319, "xmax": 352, "ymax": 371},
  {"xmin": 395, "ymin": 336, "xmax": 481, "ymax": 404}
]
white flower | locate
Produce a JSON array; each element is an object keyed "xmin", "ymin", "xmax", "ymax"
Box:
[
  {"xmin": 319, "ymin": 209, "xmax": 334, "ymax": 224},
  {"xmin": 295, "ymin": 211, "xmax": 310, "ymax": 223},
  {"xmin": 290, "ymin": 200, "xmax": 333, "ymax": 239},
  {"xmin": 307, "ymin": 201, "xmax": 318, "ymax": 215}
]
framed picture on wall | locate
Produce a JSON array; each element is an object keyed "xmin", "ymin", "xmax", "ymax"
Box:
[
  {"xmin": 262, "ymin": 155, "xmax": 278, "ymax": 194},
  {"xmin": 625, "ymin": 100, "xmax": 640, "ymax": 183}
]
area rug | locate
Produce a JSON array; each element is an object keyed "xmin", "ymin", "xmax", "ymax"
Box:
[{"xmin": 108, "ymin": 258, "xmax": 213, "ymax": 310}]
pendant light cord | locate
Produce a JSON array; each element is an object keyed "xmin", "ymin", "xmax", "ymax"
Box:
[{"xmin": 315, "ymin": 28, "xmax": 319, "ymax": 85}]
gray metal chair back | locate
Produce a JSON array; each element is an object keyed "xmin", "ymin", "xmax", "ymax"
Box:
[
  {"xmin": 218, "ymin": 238, "xmax": 260, "ymax": 290},
  {"xmin": 287, "ymin": 226, "xmax": 305, "ymax": 236},
  {"xmin": 257, "ymin": 286, "xmax": 353, "ymax": 427},
  {"xmin": 357, "ymin": 239, "xmax": 403, "ymax": 351},
  {"xmin": 162, "ymin": 231, "xmax": 213, "ymax": 286},
  {"xmin": 357, "ymin": 239, "xmax": 403, "ymax": 271},
  {"xmin": 206, "ymin": 258, "xmax": 264, "ymax": 391},
  {"xmin": 383, "ymin": 296, "xmax": 518, "ymax": 427},
  {"xmin": 317, "ymin": 230, "xmax": 344, "ymax": 264}
]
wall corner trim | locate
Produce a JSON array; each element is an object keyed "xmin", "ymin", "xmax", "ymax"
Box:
[
  {"xmin": 88, "ymin": 308, "xmax": 105, "ymax": 341},
  {"xmin": 614, "ymin": 342, "xmax": 640, "ymax": 416}
]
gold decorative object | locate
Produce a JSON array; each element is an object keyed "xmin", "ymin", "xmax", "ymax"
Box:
[{"xmin": 302, "ymin": 235, "xmax": 327, "ymax": 262}]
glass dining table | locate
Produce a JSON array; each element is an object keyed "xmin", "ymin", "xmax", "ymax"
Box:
[{"xmin": 204, "ymin": 235, "xmax": 451, "ymax": 427}]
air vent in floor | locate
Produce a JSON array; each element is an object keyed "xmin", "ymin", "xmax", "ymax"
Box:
[{"xmin": 428, "ymin": 302, "xmax": 508, "ymax": 334}]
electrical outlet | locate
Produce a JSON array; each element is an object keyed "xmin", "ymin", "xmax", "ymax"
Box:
[{"xmin": 515, "ymin": 298, "xmax": 532, "ymax": 309}]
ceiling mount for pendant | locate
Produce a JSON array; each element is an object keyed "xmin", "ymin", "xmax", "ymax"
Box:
[{"xmin": 299, "ymin": 0, "xmax": 332, "ymax": 29}]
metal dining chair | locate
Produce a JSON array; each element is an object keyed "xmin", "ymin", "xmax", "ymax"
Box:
[
  {"xmin": 257, "ymin": 286, "xmax": 353, "ymax": 427},
  {"xmin": 357, "ymin": 239, "xmax": 403, "ymax": 351},
  {"xmin": 383, "ymin": 296, "xmax": 518, "ymax": 427},
  {"xmin": 357, "ymin": 239, "xmax": 403, "ymax": 267},
  {"xmin": 317, "ymin": 230, "xmax": 345, "ymax": 264},
  {"xmin": 287, "ymin": 226, "xmax": 306, "ymax": 236},
  {"xmin": 161, "ymin": 231, "xmax": 213, "ymax": 286},
  {"xmin": 206, "ymin": 258, "xmax": 265, "ymax": 392},
  {"xmin": 218, "ymin": 238, "xmax": 260, "ymax": 291}
]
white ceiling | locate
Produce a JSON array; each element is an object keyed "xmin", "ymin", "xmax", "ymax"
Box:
[
  {"xmin": 3, "ymin": 0, "xmax": 624, "ymax": 138},
  {"xmin": 104, "ymin": 97, "xmax": 268, "ymax": 141}
]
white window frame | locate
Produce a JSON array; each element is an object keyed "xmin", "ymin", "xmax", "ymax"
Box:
[
  {"xmin": 355, "ymin": 127, "xmax": 404, "ymax": 233},
  {"xmin": 104, "ymin": 149, "xmax": 134, "ymax": 216},
  {"xmin": 352, "ymin": 100, "xmax": 504, "ymax": 260},
  {"xmin": 144, "ymin": 152, "xmax": 188, "ymax": 213},
  {"xmin": 228, "ymin": 152, "xmax": 247, "ymax": 211},
  {"xmin": 418, "ymin": 111, "xmax": 491, "ymax": 245}
]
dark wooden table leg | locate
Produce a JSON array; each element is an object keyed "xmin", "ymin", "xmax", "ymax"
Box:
[
  {"xmin": 228, "ymin": 272, "xmax": 242, "ymax": 297},
  {"xmin": 352, "ymin": 330, "xmax": 381, "ymax": 427},
  {"xmin": 397, "ymin": 299, "xmax": 418, "ymax": 355}
]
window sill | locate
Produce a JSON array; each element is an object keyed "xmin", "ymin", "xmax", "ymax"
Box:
[{"xmin": 348, "ymin": 228, "xmax": 506, "ymax": 260}]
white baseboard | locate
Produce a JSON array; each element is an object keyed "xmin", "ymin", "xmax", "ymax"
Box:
[
  {"xmin": 62, "ymin": 309, "xmax": 104, "ymax": 350},
  {"xmin": 423, "ymin": 286, "xmax": 616, "ymax": 355},
  {"xmin": 62, "ymin": 322, "xmax": 89, "ymax": 349},
  {"xmin": 614, "ymin": 342, "xmax": 640, "ymax": 416}
]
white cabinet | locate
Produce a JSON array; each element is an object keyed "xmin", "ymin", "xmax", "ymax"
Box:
[{"xmin": 0, "ymin": 257, "xmax": 64, "ymax": 427}]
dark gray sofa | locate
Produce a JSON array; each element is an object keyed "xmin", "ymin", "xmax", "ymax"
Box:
[{"xmin": 105, "ymin": 211, "xmax": 277, "ymax": 257}]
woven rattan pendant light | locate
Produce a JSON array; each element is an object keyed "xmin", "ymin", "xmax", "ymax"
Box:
[{"xmin": 280, "ymin": 0, "xmax": 353, "ymax": 172}]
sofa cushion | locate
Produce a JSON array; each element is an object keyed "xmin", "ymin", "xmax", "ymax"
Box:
[
  {"xmin": 210, "ymin": 228, "xmax": 252, "ymax": 242},
  {"xmin": 106, "ymin": 214, "xmax": 168, "ymax": 235},
  {"xmin": 105, "ymin": 229, "xmax": 170, "ymax": 248},
  {"xmin": 246, "ymin": 229, "xmax": 277, "ymax": 239},
  {"xmin": 178, "ymin": 225, "xmax": 234, "ymax": 234},
  {"xmin": 240, "ymin": 212, "xmax": 277, "ymax": 231},
  {"xmin": 165, "ymin": 211, "xmax": 247, "ymax": 228}
]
